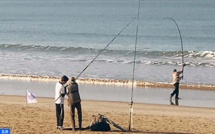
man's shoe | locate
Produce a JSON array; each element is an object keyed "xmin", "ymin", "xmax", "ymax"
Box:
[
  {"xmin": 57, "ymin": 126, "xmax": 63, "ymax": 130},
  {"xmin": 170, "ymin": 95, "xmax": 173, "ymax": 100}
]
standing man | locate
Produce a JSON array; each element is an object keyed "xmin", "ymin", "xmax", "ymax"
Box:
[
  {"xmin": 170, "ymin": 64, "xmax": 186, "ymax": 100},
  {"xmin": 55, "ymin": 75, "xmax": 69, "ymax": 129},
  {"xmin": 67, "ymin": 77, "xmax": 82, "ymax": 131}
]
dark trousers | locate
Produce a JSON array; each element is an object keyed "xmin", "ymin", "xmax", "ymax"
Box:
[
  {"xmin": 171, "ymin": 82, "xmax": 179, "ymax": 98},
  {"xmin": 55, "ymin": 104, "xmax": 64, "ymax": 127},
  {"xmin": 70, "ymin": 102, "xmax": 82, "ymax": 129}
]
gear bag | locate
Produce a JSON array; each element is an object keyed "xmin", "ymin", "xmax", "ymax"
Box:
[{"xmin": 90, "ymin": 114, "xmax": 110, "ymax": 131}]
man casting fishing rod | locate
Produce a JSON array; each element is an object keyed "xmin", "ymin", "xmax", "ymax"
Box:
[
  {"xmin": 170, "ymin": 64, "xmax": 186, "ymax": 100},
  {"xmin": 165, "ymin": 17, "xmax": 186, "ymax": 100}
]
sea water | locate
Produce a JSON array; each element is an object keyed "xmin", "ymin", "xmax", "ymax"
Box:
[{"xmin": 0, "ymin": 0, "xmax": 215, "ymax": 86}]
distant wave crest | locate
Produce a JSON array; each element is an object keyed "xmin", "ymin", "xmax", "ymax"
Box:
[
  {"xmin": 1, "ymin": 44, "xmax": 214, "ymax": 67},
  {"xmin": 0, "ymin": 44, "xmax": 95, "ymax": 53},
  {"xmin": 0, "ymin": 74, "xmax": 214, "ymax": 90},
  {"xmin": 1, "ymin": 44, "xmax": 215, "ymax": 57}
]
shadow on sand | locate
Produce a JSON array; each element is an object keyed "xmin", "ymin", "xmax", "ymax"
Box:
[{"xmin": 62, "ymin": 127, "xmax": 193, "ymax": 134}]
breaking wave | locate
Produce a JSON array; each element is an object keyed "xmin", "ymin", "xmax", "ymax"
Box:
[
  {"xmin": 1, "ymin": 74, "xmax": 214, "ymax": 90},
  {"xmin": 0, "ymin": 44, "xmax": 215, "ymax": 58},
  {"xmin": 1, "ymin": 44, "xmax": 214, "ymax": 67}
]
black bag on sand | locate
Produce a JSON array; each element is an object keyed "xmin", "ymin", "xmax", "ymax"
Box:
[{"xmin": 90, "ymin": 122, "xmax": 111, "ymax": 131}]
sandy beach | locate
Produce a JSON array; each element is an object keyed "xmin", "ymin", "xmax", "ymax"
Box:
[{"xmin": 0, "ymin": 95, "xmax": 215, "ymax": 134}]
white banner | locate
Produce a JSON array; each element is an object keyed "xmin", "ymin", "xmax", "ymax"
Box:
[{"xmin": 26, "ymin": 89, "xmax": 37, "ymax": 104}]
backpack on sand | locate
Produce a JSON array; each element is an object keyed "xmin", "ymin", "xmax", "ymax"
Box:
[
  {"xmin": 90, "ymin": 122, "xmax": 111, "ymax": 131},
  {"xmin": 90, "ymin": 114, "xmax": 111, "ymax": 131}
]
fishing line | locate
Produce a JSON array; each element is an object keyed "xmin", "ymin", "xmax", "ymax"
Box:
[
  {"xmin": 75, "ymin": 17, "xmax": 136, "ymax": 80},
  {"xmin": 164, "ymin": 17, "xmax": 185, "ymax": 78},
  {"xmin": 129, "ymin": 0, "xmax": 141, "ymax": 131}
]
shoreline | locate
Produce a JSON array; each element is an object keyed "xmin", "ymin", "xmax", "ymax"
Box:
[
  {"xmin": 1, "ymin": 73, "xmax": 215, "ymax": 90},
  {"xmin": 0, "ymin": 95, "xmax": 215, "ymax": 134},
  {"xmin": 1, "ymin": 94, "xmax": 215, "ymax": 110}
]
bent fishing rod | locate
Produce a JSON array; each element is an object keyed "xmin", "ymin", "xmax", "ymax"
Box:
[
  {"xmin": 75, "ymin": 17, "xmax": 136, "ymax": 80},
  {"xmin": 164, "ymin": 17, "xmax": 185, "ymax": 79},
  {"xmin": 129, "ymin": 0, "xmax": 141, "ymax": 131}
]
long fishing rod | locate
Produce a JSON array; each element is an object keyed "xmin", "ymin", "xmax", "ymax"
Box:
[
  {"xmin": 55, "ymin": 18, "xmax": 134, "ymax": 102},
  {"xmin": 129, "ymin": 0, "xmax": 141, "ymax": 131},
  {"xmin": 164, "ymin": 17, "xmax": 185, "ymax": 79},
  {"xmin": 75, "ymin": 17, "xmax": 136, "ymax": 80}
]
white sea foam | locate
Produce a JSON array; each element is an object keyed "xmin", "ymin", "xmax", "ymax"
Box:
[{"xmin": 1, "ymin": 74, "xmax": 214, "ymax": 90}]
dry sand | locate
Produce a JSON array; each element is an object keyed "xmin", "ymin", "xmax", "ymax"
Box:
[{"xmin": 0, "ymin": 95, "xmax": 215, "ymax": 134}]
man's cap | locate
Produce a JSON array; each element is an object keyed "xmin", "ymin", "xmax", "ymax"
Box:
[{"xmin": 173, "ymin": 69, "xmax": 177, "ymax": 72}]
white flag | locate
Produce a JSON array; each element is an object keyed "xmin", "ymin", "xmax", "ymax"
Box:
[{"xmin": 26, "ymin": 89, "xmax": 37, "ymax": 104}]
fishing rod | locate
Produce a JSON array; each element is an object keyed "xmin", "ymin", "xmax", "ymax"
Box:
[
  {"xmin": 129, "ymin": 0, "xmax": 141, "ymax": 131},
  {"xmin": 164, "ymin": 17, "xmax": 185, "ymax": 79},
  {"xmin": 75, "ymin": 17, "xmax": 136, "ymax": 80},
  {"xmin": 55, "ymin": 18, "xmax": 135, "ymax": 103}
]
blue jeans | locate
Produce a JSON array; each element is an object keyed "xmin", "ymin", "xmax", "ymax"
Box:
[{"xmin": 171, "ymin": 82, "xmax": 179, "ymax": 98}]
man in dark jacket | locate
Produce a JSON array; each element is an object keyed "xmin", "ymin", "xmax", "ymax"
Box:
[{"xmin": 67, "ymin": 77, "xmax": 82, "ymax": 130}]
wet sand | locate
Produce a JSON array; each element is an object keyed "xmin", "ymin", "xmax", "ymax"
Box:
[
  {"xmin": 0, "ymin": 79, "xmax": 215, "ymax": 108},
  {"xmin": 0, "ymin": 95, "xmax": 215, "ymax": 134}
]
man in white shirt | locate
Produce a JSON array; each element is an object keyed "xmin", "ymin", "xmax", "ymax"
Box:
[
  {"xmin": 55, "ymin": 75, "xmax": 69, "ymax": 129},
  {"xmin": 170, "ymin": 64, "xmax": 186, "ymax": 100}
]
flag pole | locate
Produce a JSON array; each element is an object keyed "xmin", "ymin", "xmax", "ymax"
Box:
[
  {"xmin": 26, "ymin": 89, "xmax": 29, "ymax": 122},
  {"xmin": 26, "ymin": 89, "xmax": 37, "ymax": 122}
]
